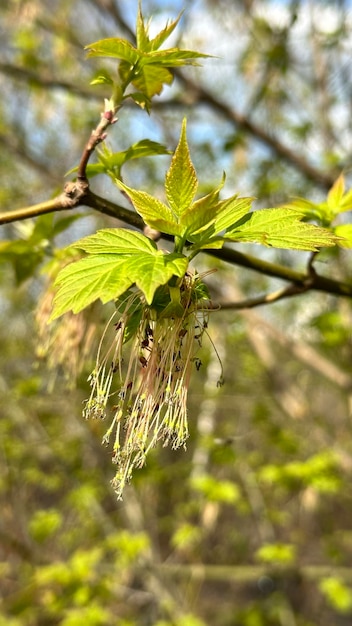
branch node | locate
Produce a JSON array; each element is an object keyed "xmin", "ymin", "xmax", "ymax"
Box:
[{"xmin": 61, "ymin": 180, "xmax": 89, "ymax": 208}]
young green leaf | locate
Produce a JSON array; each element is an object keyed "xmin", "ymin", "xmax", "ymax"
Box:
[
  {"xmin": 334, "ymin": 224, "xmax": 352, "ymax": 248},
  {"xmin": 136, "ymin": 3, "xmax": 150, "ymax": 51},
  {"xmin": 66, "ymin": 140, "xmax": 170, "ymax": 180},
  {"xmin": 148, "ymin": 13, "xmax": 183, "ymax": 52},
  {"xmin": 284, "ymin": 197, "xmax": 326, "ymax": 222},
  {"xmin": 126, "ymin": 251, "xmax": 188, "ymax": 304},
  {"xmin": 117, "ymin": 182, "xmax": 184, "ymax": 236},
  {"xmin": 50, "ymin": 229, "xmax": 188, "ymax": 319},
  {"xmin": 327, "ymin": 173, "xmax": 345, "ymax": 211},
  {"xmin": 146, "ymin": 49, "xmax": 210, "ymax": 66},
  {"xmin": 213, "ymin": 196, "xmax": 253, "ymax": 234},
  {"xmin": 70, "ymin": 228, "xmax": 157, "ymax": 255},
  {"xmin": 165, "ymin": 118, "xmax": 198, "ymax": 217},
  {"xmin": 182, "ymin": 180, "xmax": 225, "ymax": 239},
  {"xmin": 186, "ymin": 194, "xmax": 253, "ymax": 245},
  {"xmin": 129, "ymin": 64, "xmax": 173, "ymax": 97},
  {"xmin": 285, "ymin": 175, "xmax": 352, "ymax": 226},
  {"xmin": 224, "ymin": 208, "xmax": 337, "ymax": 250},
  {"xmin": 50, "ymin": 255, "xmax": 131, "ymax": 320},
  {"xmin": 85, "ymin": 38, "xmax": 141, "ymax": 64}
]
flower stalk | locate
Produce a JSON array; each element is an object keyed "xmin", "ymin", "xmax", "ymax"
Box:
[{"xmin": 84, "ymin": 273, "xmax": 209, "ymax": 498}]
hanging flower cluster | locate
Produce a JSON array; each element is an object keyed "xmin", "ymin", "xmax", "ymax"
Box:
[{"xmin": 83, "ymin": 272, "xmax": 210, "ymax": 498}]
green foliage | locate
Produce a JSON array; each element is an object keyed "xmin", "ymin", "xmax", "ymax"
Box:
[
  {"xmin": 67, "ymin": 139, "xmax": 171, "ymax": 181},
  {"xmin": 28, "ymin": 508, "xmax": 63, "ymax": 542},
  {"xmin": 259, "ymin": 451, "xmax": 342, "ymax": 494},
  {"xmin": 2, "ymin": 1, "xmax": 352, "ymax": 625},
  {"xmin": 171, "ymin": 523, "xmax": 202, "ymax": 550},
  {"xmin": 286, "ymin": 173, "xmax": 352, "ymax": 233},
  {"xmin": 52, "ymin": 120, "xmax": 336, "ymax": 320},
  {"xmin": 255, "ymin": 543, "xmax": 296, "ymax": 565},
  {"xmin": 86, "ymin": 7, "xmax": 210, "ymax": 108},
  {"xmin": 155, "ymin": 617, "xmax": 207, "ymax": 626},
  {"xmin": 223, "ymin": 207, "xmax": 337, "ymax": 250},
  {"xmin": 191, "ymin": 475, "xmax": 241, "ymax": 503},
  {"xmin": 50, "ymin": 228, "xmax": 188, "ymax": 318},
  {"xmin": 319, "ymin": 577, "xmax": 352, "ymax": 614}
]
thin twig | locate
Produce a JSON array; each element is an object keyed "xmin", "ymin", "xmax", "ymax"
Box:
[
  {"xmin": 210, "ymin": 283, "xmax": 311, "ymax": 311},
  {"xmin": 0, "ymin": 62, "xmax": 102, "ymax": 101},
  {"xmin": 76, "ymin": 109, "xmax": 118, "ymax": 182}
]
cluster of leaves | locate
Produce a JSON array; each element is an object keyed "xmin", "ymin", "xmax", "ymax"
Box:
[
  {"xmin": 87, "ymin": 6, "xmax": 209, "ymax": 111},
  {"xmin": 52, "ymin": 119, "xmax": 337, "ymax": 321},
  {"xmin": 2, "ymin": 0, "xmax": 352, "ymax": 624},
  {"xmin": 286, "ymin": 173, "xmax": 352, "ymax": 245}
]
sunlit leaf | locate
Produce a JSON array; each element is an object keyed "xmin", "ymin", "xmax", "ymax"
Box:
[
  {"xmin": 165, "ymin": 118, "xmax": 198, "ymax": 217},
  {"xmin": 224, "ymin": 208, "xmax": 337, "ymax": 250},
  {"xmin": 131, "ymin": 64, "xmax": 174, "ymax": 97},
  {"xmin": 136, "ymin": 4, "xmax": 150, "ymax": 51},
  {"xmin": 70, "ymin": 228, "xmax": 157, "ymax": 255},
  {"xmin": 66, "ymin": 140, "xmax": 170, "ymax": 179},
  {"xmin": 50, "ymin": 229, "xmax": 188, "ymax": 318},
  {"xmin": 50, "ymin": 255, "xmax": 132, "ymax": 320},
  {"xmin": 85, "ymin": 38, "xmax": 140, "ymax": 65},
  {"xmin": 334, "ymin": 224, "xmax": 352, "ymax": 248},
  {"xmin": 327, "ymin": 173, "xmax": 345, "ymax": 210},
  {"xmin": 117, "ymin": 182, "xmax": 184, "ymax": 235},
  {"xmin": 186, "ymin": 193, "xmax": 253, "ymax": 244},
  {"xmin": 148, "ymin": 13, "xmax": 183, "ymax": 51},
  {"xmin": 146, "ymin": 48, "xmax": 210, "ymax": 66}
]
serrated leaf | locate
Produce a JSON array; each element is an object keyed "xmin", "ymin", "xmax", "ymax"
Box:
[
  {"xmin": 181, "ymin": 177, "xmax": 225, "ymax": 239},
  {"xmin": 287, "ymin": 177, "xmax": 352, "ymax": 225},
  {"xmin": 50, "ymin": 229, "xmax": 189, "ymax": 319},
  {"xmin": 127, "ymin": 92, "xmax": 151, "ymax": 111},
  {"xmin": 123, "ymin": 139, "xmax": 171, "ymax": 160},
  {"xmin": 132, "ymin": 64, "xmax": 173, "ymax": 97},
  {"xmin": 327, "ymin": 173, "xmax": 345, "ymax": 210},
  {"xmin": 224, "ymin": 208, "xmax": 337, "ymax": 250},
  {"xmin": 214, "ymin": 196, "xmax": 253, "ymax": 233},
  {"xmin": 66, "ymin": 140, "xmax": 170, "ymax": 179},
  {"xmin": 127, "ymin": 251, "xmax": 188, "ymax": 304},
  {"xmin": 136, "ymin": 4, "xmax": 150, "ymax": 51},
  {"xmin": 182, "ymin": 188, "xmax": 223, "ymax": 238},
  {"xmin": 50, "ymin": 255, "xmax": 132, "ymax": 320},
  {"xmin": 70, "ymin": 228, "xmax": 157, "ymax": 255},
  {"xmin": 284, "ymin": 197, "xmax": 325, "ymax": 222},
  {"xmin": 117, "ymin": 182, "xmax": 184, "ymax": 235},
  {"xmin": 334, "ymin": 224, "xmax": 352, "ymax": 248},
  {"xmin": 186, "ymin": 194, "xmax": 253, "ymax": 244},
  {"xmin": 146, "ymin": 49, "xmax": 210, "ymax": 66},
  {"xmin": 165, "ymin": 119, "xmax": 198, "ymax": 217},
  {"xmin": 148, "ymin": 13, "xmax": 183, "ymax": 51},
  {"xmin": 190, "ymin": 237, "xmax": 224, "ymax": 251},
  {"xmin": 339, "ymin": 189, "xmax": 352, "ymax": 212},
  {"xmin": 85, "ymin": 38, "xmax": 140, "ymax": 65}
]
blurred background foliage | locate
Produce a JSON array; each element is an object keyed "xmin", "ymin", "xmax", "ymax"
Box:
[{"xmin": 1, "ymin": 0, "xmax": 352, "ymax": 624}]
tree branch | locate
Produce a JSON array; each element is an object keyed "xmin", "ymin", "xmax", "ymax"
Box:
[
  {"xmin": 1, "ymin": 188, "xmax": 351, "ymax": 302},
  {"xmin": 89, "ymin": 3, "xmax": 338, "ymax": 191},
  {"xmin": 209, "ymin": 283, "xmax": 311, "ymax": 311},
  {"xmin": 0, "ymin": 130, "xmax": 61, "ymax": 185},
  {"xmin": 0, "ymin": 62, "xmax": 102, "ymax": 101}
]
